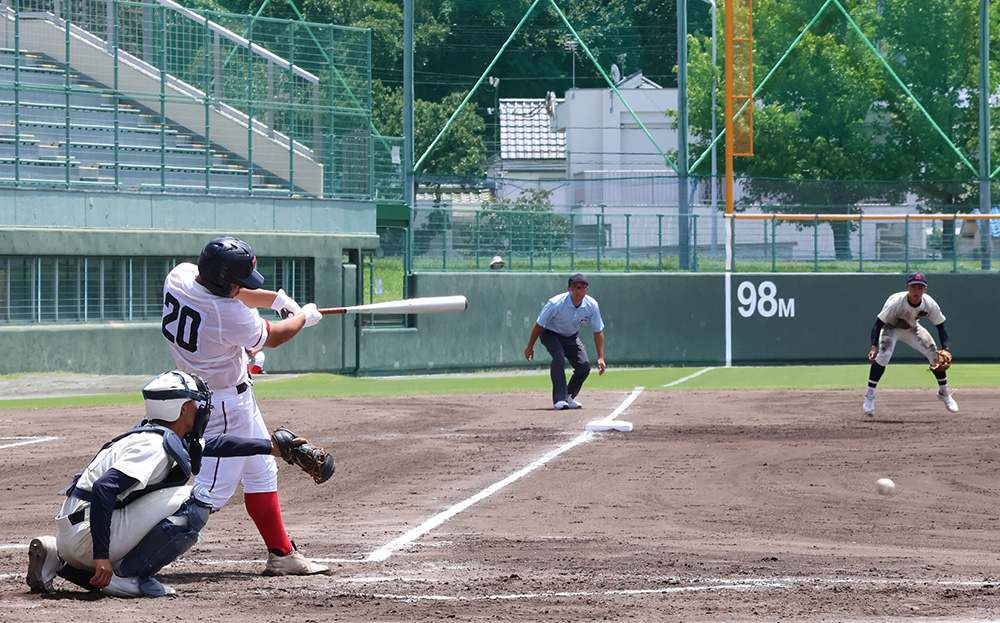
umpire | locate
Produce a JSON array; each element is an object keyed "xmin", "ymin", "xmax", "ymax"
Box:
[{"xmin": 524, "ymin": 273, "xmax": 607, "ymax": 410}]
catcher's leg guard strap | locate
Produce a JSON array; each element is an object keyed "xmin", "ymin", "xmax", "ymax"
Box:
[{"xmin": 117, "ymin": 485, "xmax": 211, "ymax": 579}]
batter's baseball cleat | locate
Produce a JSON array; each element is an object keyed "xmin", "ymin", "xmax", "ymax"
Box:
[
  {"xmin": 553, "ymin": 400, "xmax": 569, "ymax": 410},
  {"xmin": 937, "ymin": 390, "xmax": 959, "ymax": 413},
  {"xmin": 862, "ymin": 395, "xmax": 875, "ymax": 417},
  {"xmin": 566, "ymin": 397, "xmax": 583, "ymax": 409},
  {"xmin": 263, "ymin": 549, "xmax": 330, "ymax": 576},
  {"xmin": 26, "ymin": 535, "xmax": 60, "ymax": 593}
]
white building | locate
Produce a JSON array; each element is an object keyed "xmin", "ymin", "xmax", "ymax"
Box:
[
  {"xmin": 553, "ymin": 71, "xmax": 679, "ymax": 208},
  {"xmin": 491, "ymin": 71, "xmax": 681, "ymax": 211}
]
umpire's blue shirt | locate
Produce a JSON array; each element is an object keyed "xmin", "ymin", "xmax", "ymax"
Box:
[{"xmin": 536, "ymin": 292, "xmax": 605, "ymax": 337}]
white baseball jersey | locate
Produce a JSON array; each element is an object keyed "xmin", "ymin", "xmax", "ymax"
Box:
[
  {"xmin": 67, "ymin": 433, "xmax": 174, "ymax": 509},
  {"xmin": 162, "ymin": 263, "xmax": 269, "ymax": 391},
  {"xmin": 876, "ymin": 291, "xmax": 945, "ymax": 330}
]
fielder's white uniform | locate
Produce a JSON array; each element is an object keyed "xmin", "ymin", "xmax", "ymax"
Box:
[
  {"xmin": 162, "ymin": 262, "xmax": 276, "ymax": 510},
  {"xmin": 873, "ymin": 291, "xmax": 946, "ymax": 367},
  {"xmin": 56, "ymin": 433, "xmax": 193, "ymax": 570}
]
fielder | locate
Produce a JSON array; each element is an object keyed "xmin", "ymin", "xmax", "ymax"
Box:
[
  {"xmin": 161, "ymin": 236, "xmax": 328, "ymax": 575},
  {"xmin": 524, "ymin": 273, "xmax": 606, "ymax": 410},
  {"xmin": 25, "ymin": 371, "xmax": 330, "ymax": 597},
  {"xmin": 864, "ymin": 272, "xmax": 957, "ymax": 416}
]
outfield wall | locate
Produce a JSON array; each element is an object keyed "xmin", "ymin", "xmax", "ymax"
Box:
[
  {"xmin": 0, "ymin": 227, "xmax": 374, "ymax": 376},
  {"xmin": 356, "ymin": 272, "xmax": 1000, "ymax": 374},
  {"xmin": 4, "ymin": 260, "xmax": 998, "ymax": 377}
]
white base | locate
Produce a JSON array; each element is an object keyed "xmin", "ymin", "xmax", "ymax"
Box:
[{"xmin": 586, "ymin": 420, "xmax": 633, "ymax": 432}]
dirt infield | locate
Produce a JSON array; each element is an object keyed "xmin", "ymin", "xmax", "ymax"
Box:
[{"xmin": 3, "ymin": 386, "xmax": 1000, "ymax": 622}]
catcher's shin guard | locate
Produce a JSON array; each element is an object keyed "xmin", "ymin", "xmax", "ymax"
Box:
[
  {"xmin": 117, "ymin": 485, "xmax": 211, "ymax": 579},
  {"xmin": 57, "ymin": 562, "xmax": 102, "ymax": 591}
]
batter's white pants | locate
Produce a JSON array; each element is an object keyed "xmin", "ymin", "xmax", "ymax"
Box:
[{"xmin": 195, "ymin": 384, "xmax": 277, "ymax": 510}]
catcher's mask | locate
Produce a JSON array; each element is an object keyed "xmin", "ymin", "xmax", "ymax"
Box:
[
  {"xmin": 142, "ymin": 371, "xmax": 213, "ymax": 473},
  {"xmin": 197, "ymin": 236, "xmax": 264, "ymax": 297},
  {"xmin": 142, "ymin": 370, "xmax": 212, "ymax": 425}
]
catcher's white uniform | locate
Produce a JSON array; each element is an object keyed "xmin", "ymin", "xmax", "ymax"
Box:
[
  {"xmin": 873, "ymin": 291, "xmax": 946, "ymax": 367},
  {"xmin": 162, "ymin": 262, "xmax": 277, "ymax": 510},
  {"xmin": 56, "ymin": 432, "xmax": 193, "ymax": 570}
]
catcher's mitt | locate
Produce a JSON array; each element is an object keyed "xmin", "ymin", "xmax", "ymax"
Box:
[
  {"xmin": 931, "ymin": 349, "xmax": 953, "ymax": 372},
  {"xmin": 271, "ymin": 427, "xmax": 335, "ymax": 484}
]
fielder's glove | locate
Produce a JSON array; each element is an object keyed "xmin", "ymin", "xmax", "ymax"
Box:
[
  {"xmin": 271, "ymin": 427, "xmax": 335, "ymax": 484},
  {"xmin": 931, "ymin": 349, "xmax": 952, "ymax": 372}
]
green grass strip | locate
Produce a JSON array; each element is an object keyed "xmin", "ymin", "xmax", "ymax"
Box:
[{"xmin": 0, "ymin": 364, "xmax": 992, "ymax": 410}]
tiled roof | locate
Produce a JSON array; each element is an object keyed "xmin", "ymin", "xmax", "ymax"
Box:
[
  {"xmin": 415, "ymin": 189, "xmax": 492, "ymax": 205},
  {"xmin": 499, "ymin": 98, "xmax": 565, "ymax": 160}
]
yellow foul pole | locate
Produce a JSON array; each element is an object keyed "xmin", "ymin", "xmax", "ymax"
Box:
[
  {"xmin": 724, "ymin": 0, "xmax": 736, "ymax": 270},
  {"xmin": 723, "ymin": 0, "xmax": 753, "ymax": 271}
]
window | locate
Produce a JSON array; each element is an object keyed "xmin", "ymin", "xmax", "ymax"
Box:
[{"xmin": 0, "ymin": 256, "xmax": 313, "ymax": 324}]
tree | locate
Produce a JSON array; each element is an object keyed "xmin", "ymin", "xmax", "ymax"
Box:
[
  {"xmin": 686, "ymin": 0, "xmax": 983, "ymax": 260},
  {"xmin": 873, "ymin": 0, "xmax": 986, "ymax": 257},
  {"xmin": 374, "ymin": 80, "xmax": 487, "ymax": 255},
  {"xmin": 474, "ymin": 188, "xmax": 570, "ymax": 256},
  {"xmin": 373, "ymin": 80, "xmax": 487, "ymax": 178}
]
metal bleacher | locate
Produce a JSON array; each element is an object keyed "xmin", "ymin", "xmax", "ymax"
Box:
[{"xmin": 0, "ymin": 48, "xmax": 289, "ymax": 193}]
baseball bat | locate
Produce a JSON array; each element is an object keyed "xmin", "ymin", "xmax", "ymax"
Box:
[{"xmin": 317, "ymin": 295, "xmax": 468, "ymax": 316}]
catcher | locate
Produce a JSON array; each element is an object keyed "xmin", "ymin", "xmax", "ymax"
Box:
[
  {"xmin": 26, "ymin": 371, "xmax": 334, "ymax": 598},
  {"xmin": 863, "ymin": 272, "xmax": 957, "ymax": 417}
]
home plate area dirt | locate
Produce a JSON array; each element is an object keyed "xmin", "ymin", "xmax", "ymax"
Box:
[{"xmin": 3, "ymin": 388, "xmax": 1000, "ymax": 622}]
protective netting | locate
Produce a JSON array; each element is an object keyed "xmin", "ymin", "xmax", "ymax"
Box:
[
  {"xmin": 403, "ymin": 0, "xmax": 998, "ymax": 260},
  {"xmin": 399, "ymin": 176, "xmax": 1000, "ymax": 273}
]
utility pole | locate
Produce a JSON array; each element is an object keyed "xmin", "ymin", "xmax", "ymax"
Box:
[
  {"xmin": 403, "ymin": 0, "xmax": 415, "ymax": 210},
  {"xmin": 979, "ymin": 0, "xmax": 991, "ymax": 270},
  {"xmin": 677, "ymin": 0, "xmax": 691, "ymax": 270}
]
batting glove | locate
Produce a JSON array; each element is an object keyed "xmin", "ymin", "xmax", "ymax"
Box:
[
  {"xmin": 301, "ymin": 303, "xmax": 322, "ymax": 327},
  {"xmin": 270, "ymin": 289, "xmax": 302, "ymax": 319}
]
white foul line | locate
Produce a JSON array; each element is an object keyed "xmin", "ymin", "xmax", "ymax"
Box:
[
  {"xmin": 357, "ymin": 576, "xmax": 1000, "ymax": 603},
  {"xmin": 0, "ymin": 436, "xmax": 59, "ymax": 449},
  {"xmin": 364, "ymin": 388, "xmax": 644, "ymax": 563},
  {"xmin": 660, "ymin": 367, "xmax": 715, "ymax": 388}
]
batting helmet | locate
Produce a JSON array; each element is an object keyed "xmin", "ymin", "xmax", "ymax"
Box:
[{"xmin": 197, "ymin": 237, "xmax": 264, "ymax": 297}]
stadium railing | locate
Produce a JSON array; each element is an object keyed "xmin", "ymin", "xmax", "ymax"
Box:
[{"xmin": 398, "ymin": 207, "xmax": 1000, "ymax": 274}]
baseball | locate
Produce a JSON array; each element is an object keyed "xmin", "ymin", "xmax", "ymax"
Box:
[{"xmin": 875, "ymin": 477, "xmax": 896, "ymax": 495}]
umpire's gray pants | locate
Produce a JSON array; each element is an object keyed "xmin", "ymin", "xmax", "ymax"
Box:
[{"xmin": 540, "ymin": 329, "xmax": 590, "ymax": 404}]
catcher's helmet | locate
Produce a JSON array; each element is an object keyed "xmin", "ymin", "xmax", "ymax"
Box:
[
  {"xmin": 197, "ymin": 237, "xmax": 264, "ymax": 297},
  {"xmin": 142, "ymin": 370, "xmax": 212, "ymax": 429}
]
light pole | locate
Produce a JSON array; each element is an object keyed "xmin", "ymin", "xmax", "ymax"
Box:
[
  {"xmin": 488, "ymin": 76, "xmax": 500, "ymax": 155},
  {"xmin": 702, "ymin": 0, "xmax": 718, "ymax": 253},
  {"xmin": 562, "ymin": 36, "xmax": 578, "ymax": 89}
]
